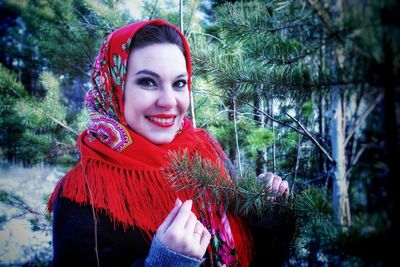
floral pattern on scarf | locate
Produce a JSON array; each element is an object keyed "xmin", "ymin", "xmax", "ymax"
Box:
[
  {"xmin": 198, "ymin": 198, "xmax": 239, "ymax": 266},
  {"xmin": 84, "ymin": 29, "xmax": 133, "ymax": 151}
]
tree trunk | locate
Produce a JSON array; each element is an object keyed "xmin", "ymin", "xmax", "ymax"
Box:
[
  {"xmin": 254, "ymin": 87, "xmax": 266, "ymax": 174},
  {"xmin": 330, "ymin": 76, "xmax": 351, "ymax": 227},
  {"xmin": 270, "ymin": 99, "xmax": 276, "ymax": 173},
  {"xmin": 318, "ymin": 95, "xmax": 323, "ymax": 174},
  {"xmin": 179, "ymin": 0, "xmax": 184, "ymax": 35},
  {"xmin": 233, "ymin": 97, "xmax": 243, "ymax": 178},
  {"xmin": 328, "ymin": 0, "xmax": 351, "ymax": 228},
  {"xmin": 292, "ymin": 132, "xmax": 302, "ymax": 196}
]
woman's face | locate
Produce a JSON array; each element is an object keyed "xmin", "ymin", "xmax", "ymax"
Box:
[{"xmin": 124, "ymin": 43, "xmax": 189, "ymax": 144}]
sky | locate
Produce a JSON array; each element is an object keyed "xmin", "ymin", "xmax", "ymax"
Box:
[{"xmin": 122, "ymin": 0, "xmax": 144, "ymax": 18}]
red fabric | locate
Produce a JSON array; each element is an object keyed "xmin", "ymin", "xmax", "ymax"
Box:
[
  {"xmin": 47, "ymin": 19, "xmax": 253, "ymax": 266},
  {"xmin": 48, "ymin": 119, "xmax": 253, "ymax": 266}
]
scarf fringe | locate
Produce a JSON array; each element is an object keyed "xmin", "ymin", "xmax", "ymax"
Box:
[
  {"xmin": 47, "ymin": 129, "xmax": 254, "ymax": 266},
  {"xmin": 48, "ymin": 159, "xmax": 195, "ymax": 236}
]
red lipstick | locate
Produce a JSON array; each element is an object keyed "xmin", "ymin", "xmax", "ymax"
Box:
[{"xmin": 146, "ymin": 114, "xmax": 176, "ymax": 128}]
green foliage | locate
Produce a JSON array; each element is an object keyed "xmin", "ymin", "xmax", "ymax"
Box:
[
  {"xmin": 0, "ymin": 64, "xmax": 27, "ymax": 159},
  {"xmin": 301, "ymin": 101, "xmax": 313, "ymax": 118},
  {"xmin": 0, "ymin": 0, "xmax": 129, "ymax": 163},
  {"xmin": 14, "ymin": 72, "xmax": 67, "ymax": 129},
  {"xmin": 207, "ymin": 120, "xmax": 233, "ymax": 148},
  {"xmin": 245, "ymin": 127, "xmax": 274, "ymax": 158},
  {"xmin": 292, "ymin": 187, "xmax": 392, "ymax": 266},
  {"xmin": 10, "ymin": 71, "xmax": 79, "ymax": 163},
  {"xmin": 85, "ymin": 0, "xmax": 132, "ymax": 28},
  {"xmin": 292, "ymin": 187, "xmax": 339, "ymax": 262},
  {"xmin": 234, "ymin": 173, "xmax": 274, "ymax": 217},
  {"xmin": 166, "ymin": 149, "xmax": 286, "ymax": 217},
  {"xmin": 0, "ymin": 0, "xmax": 396, "ymax": 265},
  {"xmin": 207, "ymin": 0, "xmax": 314, "ymax": 99},
  {"xmin": 294, "ymin": 187, "xmax": 332, "ymax": 217},
  {"xmin": 0, "ymin": 65, "xmax": 79, "ymax": 163},
  {"xmin": 166, "ymin": 152, "xmax": 365, "ymax": 262},
  {"xmin": 141, "ymin": 0, "xmax": 202, "ymax": 33},
  {"xmin": 280, "ymin": 131, "xmax": 298, "ymax": 149},
  {"xmin": 0, "ymin": 0, "xmax": 206, "ymax": 164},
  {"xmin": 70, "ymin": 107, "xmax": 89, "ymax": 133},
  {"xmin": 0, "ymin": 64, "xmax": 27, "ymax": 99},
  {"xmin": 15, "ymin": 131, "xmax": 53, "ymax": 162},
  {"xmin": 39, "ymin": 72, "xmax": 67, "ymax": 123}
]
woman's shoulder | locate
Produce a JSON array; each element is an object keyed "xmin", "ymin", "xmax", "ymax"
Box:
[{"xmin": 47, "ymin": 162, "xmax": 84, "ymax": 212}]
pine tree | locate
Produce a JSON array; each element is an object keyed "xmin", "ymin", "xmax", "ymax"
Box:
[
  {"xmin": 188, "ymin": 0, "xmax": 397, "ymax": 265},
  {"xmin": 0, "ymin": 0, "xmax": 134, "ymax": 163}
]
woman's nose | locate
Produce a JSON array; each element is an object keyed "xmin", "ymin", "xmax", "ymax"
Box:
[{"xmin": 156, "ymin": 85, "xmax": 177, "ymax": 108}]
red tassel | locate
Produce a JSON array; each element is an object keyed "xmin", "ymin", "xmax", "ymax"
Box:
[
  {"xmin": 47, "ymin": 127, "xmax": 254, "ymax": 266},
  {"xmin": 48, "ymin": 159, "xmax": 195, "ymax": 234}
]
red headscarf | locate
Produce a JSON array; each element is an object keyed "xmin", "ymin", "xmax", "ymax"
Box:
[{"xmin": 48, "ymin": 19, "xmax": 252, "ymax": 266}]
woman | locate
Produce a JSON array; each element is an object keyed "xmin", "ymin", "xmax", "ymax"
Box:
[{"xmin": 48, "ymin": 19, "xmax": 289, "ymax": 267}]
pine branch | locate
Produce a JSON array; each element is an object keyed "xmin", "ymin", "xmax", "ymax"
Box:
[
  {"xmin": 0, "ymin": 190, "xmax": 42, "ymax": 216},
  {"xmin": 148, "ymin": 0, "xmax": 159, "ymax": 20},
  {"xmin": 9, "ymin": 83, "xmax": 79, "ymax": 136},
  {"xmin": 166, "ymin": 151, "xmax": 342, "ymax": 259},
  {"xmin": 197, "ymin": 88, "xmax": 305, "ymax": 134},
  {"xmin": 165, "ymin": 149, "xmax": 288, "ymax": 217},
  {"xmin": 286, "ymin": 112, "xmax": 334, "ymax": 163}
]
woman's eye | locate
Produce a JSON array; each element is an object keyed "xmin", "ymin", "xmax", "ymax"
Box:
[
  {"xmin": 136, "ymin": 78, "xmax": 156, "ymax": 87},
  {"xmin": 174, "ymin": 80, "xmax": 187, "ymax": 89}
]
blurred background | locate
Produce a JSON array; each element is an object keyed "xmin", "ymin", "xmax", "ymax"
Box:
[{"xmin": 0, "ymin": 0, "xmax": 399, "ymax": 266}]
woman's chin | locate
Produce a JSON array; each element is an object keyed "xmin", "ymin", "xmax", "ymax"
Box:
[{"xmin": 144, "ymin": 132, "xmax": 176, "ymax": 145}]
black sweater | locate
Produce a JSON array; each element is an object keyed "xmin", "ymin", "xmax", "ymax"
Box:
[
  {"xmin": 52, "ymin": 197, "xmax": 149, "ymax": 267},
  {"xmin": 51, "ymin": 196, "xmax": 294, "ymax": 267}
]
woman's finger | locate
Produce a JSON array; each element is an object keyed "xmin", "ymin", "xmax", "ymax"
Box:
[
  {"xmin": 184, "ymin": 212, "xmax": 197, "ymax": 233},
  {"xmin": 258, "ymin": 172, "xmax": 273, "ymax": 186},
  {"xmin": 278, "ymin": 180, "xmax": 289, "ymax": 196},
  {"xmin": 271, "ymin": 175, "xmax": 282, "ymax": 194},
  {"xmin": 192, "ymin": 220, "xmax": 204, "ymax": 242},
  {"xmin": 200, "ymin": 227, "xmax": 211, "ymax": 250},
  {"xmin": 157, "ymin": 198, "xmax": 182, "ymax": 234},
  {"xmin": 256, "ymin": 173, "xmax": 266, "ymax": 182},
  {"xmin": 169, "ymin": 199, "xmax": 193, "ymax": 229}
]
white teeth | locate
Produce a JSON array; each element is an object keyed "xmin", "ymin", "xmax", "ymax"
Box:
[{"xmin": 148, "ymin": 117, "xmax": 174, "ymax": 124}]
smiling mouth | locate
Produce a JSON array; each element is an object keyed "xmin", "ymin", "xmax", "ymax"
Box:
[{"xmin": 146, "ymin": 115, "xmax": 176, "ymax": 128}]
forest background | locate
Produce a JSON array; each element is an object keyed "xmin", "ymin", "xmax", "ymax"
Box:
[{"xmin": 0, "ymin": 0, "xmax": 399, "ymax": 266}]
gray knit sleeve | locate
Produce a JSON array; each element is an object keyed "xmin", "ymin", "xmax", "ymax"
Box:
[{"xmin": 144, "ymin": 236, "xmax": 204, "ymax": 267}]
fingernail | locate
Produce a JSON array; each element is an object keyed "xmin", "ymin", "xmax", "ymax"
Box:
[{"xmin": 175, "ymin": 198, "xmax": 181, "ymax": 206}]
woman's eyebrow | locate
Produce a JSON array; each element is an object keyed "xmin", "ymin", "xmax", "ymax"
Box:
[
  {"xmin": 136, "ymin": 69, "xmax": 160, "ymax": 78},
  {"xmin": 136, "ymin": 69, "xmax": 188, "ymax": 79},
  {"xmin": 176, "ymin": 74, "xmax": 188, "ymax": 79}
]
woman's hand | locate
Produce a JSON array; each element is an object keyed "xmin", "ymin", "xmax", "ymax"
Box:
[
  {"xmin": 257, "ymin": 172, "xmax": 289, "ymax": 200},
  {"xmin": 156, "ymin": 199, "xmax": 211, "ymax": 259}
]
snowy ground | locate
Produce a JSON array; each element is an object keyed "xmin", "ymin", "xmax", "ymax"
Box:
[{"xmin": 0, "ymin": 163, "xmax": 65, "ymax": 266}]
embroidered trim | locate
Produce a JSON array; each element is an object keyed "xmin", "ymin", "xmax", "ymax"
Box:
[{"xmin": 87, "ymin": 114, "xmax": 133, "ymax": 151}]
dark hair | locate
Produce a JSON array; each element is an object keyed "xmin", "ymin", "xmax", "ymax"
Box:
[{"xmin": 130, "ymin": 24, "xmax": 185, "ymax": 54}]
